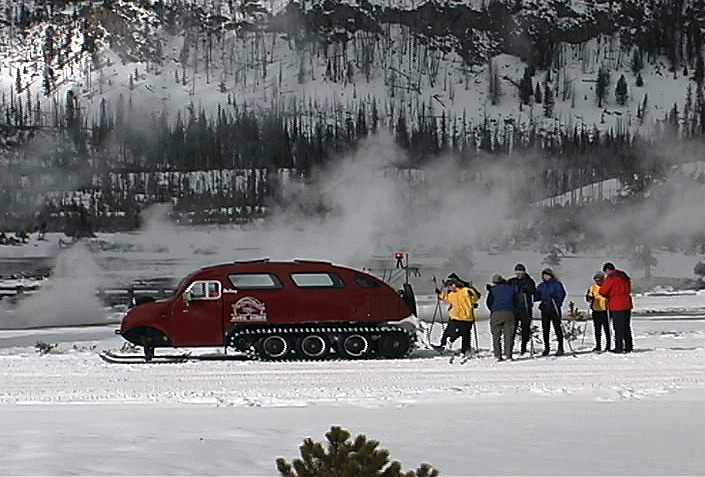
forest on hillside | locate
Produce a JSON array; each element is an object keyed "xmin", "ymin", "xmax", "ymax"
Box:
[{"xmin": 0, "ymin": 0, "xmax": 704, "ymax": 251}]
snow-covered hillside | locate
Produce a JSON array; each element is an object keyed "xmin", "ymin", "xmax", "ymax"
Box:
[{"xmin": 0, "ymin": 0, "xmax": 701, "ymax": 138}]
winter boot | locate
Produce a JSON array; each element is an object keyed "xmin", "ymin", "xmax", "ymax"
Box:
[{"xmin": 431, "ymin": 344, "xmax": 446, "ymax": 354}]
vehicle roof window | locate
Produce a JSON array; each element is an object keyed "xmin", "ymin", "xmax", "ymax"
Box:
[
  {"xmin": 228, "ymin": 273, "xmax": 283, "ymax": 290},
  {"xmin": 290, "ymin": 272, "xmax": 344, "ymax": 288},
  {"xmin": 353, "ymin": 274, "xmax": 380, "ymax": 288}
]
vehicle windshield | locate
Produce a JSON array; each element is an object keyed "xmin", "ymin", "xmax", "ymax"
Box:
[{"xmin": 172, "ymin": 273, "xmax": 197, "ymax": 297}]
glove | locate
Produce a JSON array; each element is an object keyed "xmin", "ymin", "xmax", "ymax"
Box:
[
  {"xmin": 485, "ymin": 284, "xmax": 492, "ymax": 291},
  {"xmin": 434, "ymin": 288, "xmax": 441, "ymax": 294}
]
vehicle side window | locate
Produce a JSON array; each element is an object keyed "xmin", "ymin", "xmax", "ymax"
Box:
[
  {"xmin": 228, "ymin": 273, "xmax": 283, "ymax": 290},
  {"xmin": 353, "ymin": 274, "xmax": 380, "ymax": 288},
  {"xmin": 186, "ymin": 280, "xmax": 221, "ymax": 300},
  {"xmin": 290, "ymin": 272, "xmax": 345, "ymax": 288}
]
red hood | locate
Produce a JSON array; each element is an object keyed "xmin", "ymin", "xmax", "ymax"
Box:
[{"xmin": 120, "ymin": 300, "xmax": 170, "ymax": 334}]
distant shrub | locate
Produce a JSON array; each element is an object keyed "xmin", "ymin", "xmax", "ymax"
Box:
[
  {"xmin": 35, "ymin": 341, "xmax": 58, "ymax": 355},
  {"xmin": 276, "ymin": 425, "xmax": 439, "ymax": 477}
]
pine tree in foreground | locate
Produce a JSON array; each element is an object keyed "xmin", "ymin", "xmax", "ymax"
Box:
[{"xmin": 276, "ymin": 426, "xmax": 440, "ymax": 477}]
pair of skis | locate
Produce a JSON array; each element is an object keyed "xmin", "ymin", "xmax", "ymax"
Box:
[
  {"xmin": 98, "ymin": 350, "xmax": 249, "ymax": 364},
  {"xmin": 98, "ymin": 350, "xmax": 191, "ymax": 364}
]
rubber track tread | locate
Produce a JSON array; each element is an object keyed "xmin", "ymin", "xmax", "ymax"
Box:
[{"xmin": 229, "ymin": 324, "xmax": 416, "ymax": 361}]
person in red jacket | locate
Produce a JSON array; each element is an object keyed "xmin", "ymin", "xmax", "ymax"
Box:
[{"xmin": 599, "ymin": 262, "xmax": 633, "ymax": 353}]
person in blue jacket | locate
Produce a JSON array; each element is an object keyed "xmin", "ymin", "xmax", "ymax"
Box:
[
  {"xmin": 486, "ymin": 274, "xmax": 518, "ymax": 361},
  {"xmin": 534, "ymin": 268, "xmax": 567, "ymax": 356}
]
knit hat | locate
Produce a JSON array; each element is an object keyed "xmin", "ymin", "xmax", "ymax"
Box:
[
  {"xmin": 593, "ymin": 271, "xmax": 605, "ymax": 280},
  {"xmin": 491, "ymin": 274, "xmax": 504, "ymax": 284},
  {"xmin": 514, "ymin": 263, "xmax": 526, "ymax": 272},
  {"xmin": 541, "ymin": 268, "xmax": 555, "ymax": 278},
  {"xmin": 447, "ymin": 273, "xmax": 470, "ymax": 287}
]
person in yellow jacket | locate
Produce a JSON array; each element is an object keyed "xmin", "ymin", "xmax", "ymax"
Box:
[
  {"xmin": 586, "ymin": 271, "xmax": 611, "ymax": 352},
  {"xmin": 433, "ymin": 278, "xmax": 481, "ymax": 356}
]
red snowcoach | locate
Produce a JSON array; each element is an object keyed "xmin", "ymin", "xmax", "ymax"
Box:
[{"xmin": 117, "ymin": 259, "xmax": 418, "ymax": 361}]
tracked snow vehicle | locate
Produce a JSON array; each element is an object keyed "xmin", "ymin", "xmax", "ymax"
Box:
[{"xmin": 117, "ymin": 259, "xmax": 418, "ymax": 361}]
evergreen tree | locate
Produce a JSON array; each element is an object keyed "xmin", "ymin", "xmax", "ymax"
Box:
[
  {"xmin": 519, "ymin": 67, "xmax": 533, "ymax": 105},
  {"xmin": 636, "ymin": 72, "xmax": 644, "ymax": 87},
  {"xmin": 489, "ymin": 60, "xmax": 501, "ymax": 105},
  {"xmin": 66, "ymin": 90, "xmax": 76, "ymax": 129},
  {"xmin": 631, "ymin": 48, "xmax": 644, "ymax": 74},
  {"xmin": 596, "ymin": 66, "xmax": 610, "ymax": 107},
  {"xmin": 639, "ymin": 93, "xmax": 648, "ymax": 124},
  {"xmin": 543, "ymin": 83, "xmax": 554, "ymax": 117},
  {"xmin": 276, "ymin": 426, "xmax": 439, "ymax": 477},
  {"xmin": 615, "ymin": 74, "xmax": 628, "ymax": 106},
  {"xmin": 695, "ymin": 54, "xmax": 705, "ymax": 86},
  {"xmin": 669, "ymin": 102, "xmax": 679, "ymax": 126},
  {"xmin": 356, "ymin": 104, "xmax": 368, "ymax": 138},
  {"xmin": 395, "ymin": 113, "xmax": 409, "ymax": 149},
  {"xmin": 534, "ymin": 81, "xmax": 542, "ymax": 103}
]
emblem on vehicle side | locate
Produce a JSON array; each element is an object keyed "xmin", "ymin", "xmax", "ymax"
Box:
[{"xmin": 231, "ymin": 296, "xmax": 268, "ymax": 322}]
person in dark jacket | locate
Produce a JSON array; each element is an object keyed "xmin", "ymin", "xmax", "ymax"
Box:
[
  {"xmin": 534, "ymin": 268, "xmax": 567, "ymax": 356},
  {"xmin": 599, "ymin": 262, "xmax": 633, "ymax": 353},
  {"xmin": 486, "ymin": 274, "xmax": 518, "ymax": 361},
  {"xmin": 507, "ymin": 263, "xmax": 536, "ymax": 355}
]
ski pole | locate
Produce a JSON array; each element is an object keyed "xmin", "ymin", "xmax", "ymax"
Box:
[
  {"xmin": 552, "ymin": 298, "xmax": 574, "ymax": 355},
  {"xmin": 521, "ymin": 293, "xmax": 528, "ymax": 354},
  {"xmin": 473, "ymin": 319, "xmax": 479, "ymax": 352},
  {"xmin": 429, "ymin": 276, "xmax": 448, "ymax": 347},
  {"xmin": 427, "ymin": 276, "xmax": 441, "ymax": 344}
]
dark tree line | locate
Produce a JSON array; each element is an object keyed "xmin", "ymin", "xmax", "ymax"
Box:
[{"xmin": 2, "ymin": 0, "xmax": 705, "ymax": 233}]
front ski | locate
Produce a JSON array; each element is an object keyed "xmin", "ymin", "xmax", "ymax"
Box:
[{"xmin": 99, "ymin": 350, "xmax": 191, "ymax": 364}]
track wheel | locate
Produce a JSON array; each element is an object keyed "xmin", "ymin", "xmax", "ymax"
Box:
[
  {"xmin": 340, "ymin": 334, "xmax": 370, "ymax": 359},
  {"xmin": 257, "ymin": 335, "xmax": 289, "ymax": 360},
  {"xmin": 296, "ymin": 334, "xmax": 330, "ymax": 359},
  {"xmin": 378, "ymin": 332, "xmax": 411, "ymax": 358},
  {"xmin": 230, "ymin": 334, "xmax": 254, "ymax": 352}
]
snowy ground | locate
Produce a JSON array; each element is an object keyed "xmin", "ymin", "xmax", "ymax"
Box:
[{"xmin": 1, "ymin": 294, "xmax": 703, "ymax": 476}]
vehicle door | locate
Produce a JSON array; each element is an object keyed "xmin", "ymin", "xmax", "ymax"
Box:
[
  {"xmin": 351, "ymin": 273, "xmax": 385, "ymax": 321},
  {"xmin": 169, "ymin": 279, "xmax": 224, "ymax": 347}
]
